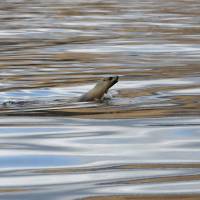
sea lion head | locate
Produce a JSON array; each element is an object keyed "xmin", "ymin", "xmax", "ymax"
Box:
[
  {"xmin": 101, "ymin": 76, "xmax": 118, "ymax": 93},
  {"xmin": 79, "ymin": 76, "xmax": 119, "ymax": 102},
  {"xmin": 92, "ymin": 75, "xmax": 119, "ymax": 99}
]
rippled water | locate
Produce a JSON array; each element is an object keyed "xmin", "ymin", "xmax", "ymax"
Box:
[{"xmin": 0, "ymin": 0, "xmax": 200, "ymax": 199}]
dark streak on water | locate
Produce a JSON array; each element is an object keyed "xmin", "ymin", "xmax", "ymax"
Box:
[{"xmin": 0, "ymin": 0, "xmax": 200, "ymax": 200}]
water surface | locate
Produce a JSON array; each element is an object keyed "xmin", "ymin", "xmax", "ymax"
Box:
[{"xmin": 0, "ymin": 0, "xmax": 200, "ymax": 199}]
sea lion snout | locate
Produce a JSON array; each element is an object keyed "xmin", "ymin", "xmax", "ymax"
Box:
[
  {"xmin": 112, "ymin": 76, "xmax": 118, "ymax": 84},
  {"xmin": 107, "ymin": 76, "xmax": 118, "ymax": 88},
  {"xmin": 103, "ymin": 76, "xmax": 118, "ymax": 83}
]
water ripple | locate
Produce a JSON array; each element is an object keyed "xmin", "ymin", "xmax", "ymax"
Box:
[{"xmin": 0, "ymin": 0, "xmax": 200, "ymax": 199}]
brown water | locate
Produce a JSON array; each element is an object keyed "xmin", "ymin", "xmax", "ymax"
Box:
[{"xmin": 0, "ymin": 0, "xmax": 200, "ymax": 199}]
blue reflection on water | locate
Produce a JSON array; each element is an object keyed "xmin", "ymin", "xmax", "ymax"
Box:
[{"xmin": 0, "ymin": 155, "xmax": 82, "ymax": 168}]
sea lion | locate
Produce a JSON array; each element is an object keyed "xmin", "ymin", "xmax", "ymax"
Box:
[
  {"xmin": 2, "ymin": 76, "xmax": 119, "ymax": 108},
  {"xmin": 79, "ymin": 76, "xmax": 118, "ymax": 102}
]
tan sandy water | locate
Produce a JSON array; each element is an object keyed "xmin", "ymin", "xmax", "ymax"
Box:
[{"xmin": 0, "ymin": 0, "xmax": 200, "ymax": 199}]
